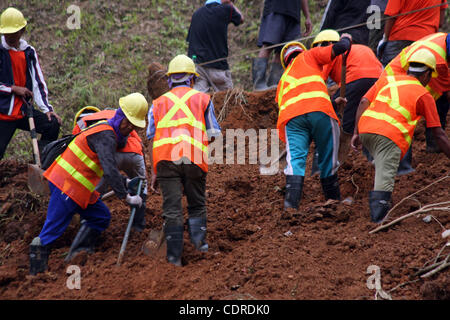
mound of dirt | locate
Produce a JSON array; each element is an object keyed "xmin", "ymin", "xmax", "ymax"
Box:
[{"xmin": 0, "ymin": 88, "xmax": 449, "ymax": 300}]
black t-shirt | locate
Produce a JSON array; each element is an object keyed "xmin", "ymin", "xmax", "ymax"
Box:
[
  {"xmin": 320, "ymin": 0, "xmax": 371, "ymax": 45},
  {"xmin": 263, "ymin": 0, "xmax": 302, "ymax": 22},
  {"xmin": 187, "ymin": 3, "xmax": 242, "ymax": 70}
]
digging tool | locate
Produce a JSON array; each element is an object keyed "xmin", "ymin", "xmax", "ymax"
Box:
[
  {"xmin": 142, "ymin": 228, "xmax": 166, "ymax": 258},
  {"xmin": 259, "ymin": 149, "xmax": 287, "ymax": 175},
  {"xmin": 117, "ymin": 178, "xmax": 143, "ymax": 266},
  {"xmin": 337, "ymin": 45, "xmax": 352, "ymax": 165},
  {"xmin": 24, "ymin": 99, "xmax": 49, "ymax": 196}
]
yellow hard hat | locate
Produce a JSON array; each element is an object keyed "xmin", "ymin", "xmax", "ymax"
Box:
[
  {"xmin": 0, "ymin": 7, "xmax": 27, "ymax": 34},
  {"xmin": 119, "ymin": 92, "xmax": 149, "ymax": 128},
  {"xmin": 407, "ymin": 49, "xmax": 438, "ymax": 78},
  {"xmin": 280, "ymin": 41, "xmax": 307, "ymax": 69},
  {"xmin": 311, "ymin": 29, "xmax": 340, "ymax": 48},
  {"xmin": 73, "ymin": 106, "xmax": 101, "ymax": 128},
  {"xmin": 167, "ymin": 54, "xmax": 199, "ymax": 77}
]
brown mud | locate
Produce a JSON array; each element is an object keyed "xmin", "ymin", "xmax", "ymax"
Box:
[{"xmin": 0, "ymin": 88, "xmax": 449, "ymax": 300}]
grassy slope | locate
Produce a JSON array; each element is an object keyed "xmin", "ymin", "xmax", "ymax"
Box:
[
  {"xmin": 2, "ymin": 1, "xmax": 447, "ymax": 159},
  {"xmin": 2, "ymin": 0, "xmax": 329, "ymax": 160}
]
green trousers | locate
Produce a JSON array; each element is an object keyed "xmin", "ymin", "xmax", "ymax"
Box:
[{"xmin": 360, "ymin": 133, "xmax": 402, "ymax": 192}]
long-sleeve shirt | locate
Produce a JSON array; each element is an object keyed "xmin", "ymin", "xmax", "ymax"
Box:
[
  {"xmin": 0, "ymin": 36, "xmax": 53, "ymax": 120},
  {"xmin": 87, "ymin": 130, "xmax": 128, "ymax": 199}
]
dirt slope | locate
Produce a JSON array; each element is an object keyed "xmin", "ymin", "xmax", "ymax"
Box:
[{"xmin": 0, "ymin": 88, "xmax": 449, "ymax": 300}]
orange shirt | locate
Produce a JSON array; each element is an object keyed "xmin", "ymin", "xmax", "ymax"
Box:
[
  {"xmin": 0, "ymin": 50, "xmax": 27, "ymax": 121},
  {"xmin": 322, "ymin": 44, "xmax": 382, "ymax": 85},
  {"xmin": 385, "ymin": 0, "xmax": 447, "ymax": 41},
  {"xmin": 276, "ymin": 46, "xmax": 339, "ymax": 143},
  {"xmin": 360, "ymin": 75, "xmax": 441, "ymax": 157}
]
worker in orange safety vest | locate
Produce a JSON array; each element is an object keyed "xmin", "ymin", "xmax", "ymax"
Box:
[
  {"xmin": 147, "ymin": 55, "xmax": 221, "ymax": 266},
  {"xmin": 351, "ymin": 49, "xmax": 450, "ymax": 223}
]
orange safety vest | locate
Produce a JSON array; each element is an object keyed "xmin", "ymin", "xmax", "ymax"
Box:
[
  {"xmin": 276, "ymin": 50, "xmax": 339, "ymax": 143},
  {"xmin": 152, "ymin": 86, "xmax": 210, "ymax": 173},
  {"xmin": 72, "ymin": 109, "xmax": 143, "ymax": 155},
  {"xmin": 383, "ymin": 33, "xmax": 449, "ymax": 100},
  {"xmin": 44, "ymin": 122, "xmax": 114, "ymax": 209},
  {"xmin": 358, "ymin": 75, "xmax": 430, "ymax": 158}
]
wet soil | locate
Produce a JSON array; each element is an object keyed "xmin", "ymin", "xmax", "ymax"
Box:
[{"xmin": 0, "ymin": 88, "xmax": 449, "ymax": 300}]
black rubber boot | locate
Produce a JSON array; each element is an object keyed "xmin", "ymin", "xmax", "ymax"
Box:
[
  {"xmin": 164, "ymin": 224, "xmax": 184, "ymax": 267},
  {"xmin": 284, "ymin": 175, "xmax": 304, "ymax": 209},
  {"xmin": 65, "ymin": 221, "xmax": 101, "ymax": 262},
  {"xmin": 266, "ymin": 62, "xmax": 284, "ymax": 88},
  {"xmin": 252, "ymin": 57, "xmax": 269, "ymax": 91},
  {"xmin": 188, "ymin": 217, "xmax": 208, "ymax": 252},
  {"xmin": 397, "ymin": 148, "xmax": 414, "ymax": 176},
  {"xmin": 369, "ymin": 191, "xmax": 392, "ymax": 223},
  {"xmin": 29, "ymin": 237, "xmax": 50, "ymax": 275},
  {"xmin": 425, "ymin": 128, "xmax": 441, "ymax": 153},
  {"xmin": 320, "ymin": 174, "xmax": 341, "ymax": 201},
  {"xmin": 132, "ymin": 193, "xmax": 147, "ymax": 232}
]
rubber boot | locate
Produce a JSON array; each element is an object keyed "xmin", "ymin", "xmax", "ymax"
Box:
[
  {"xmin": 65, "ymin": 221, "xmax": 100, "ymax": 262},
  {"xmin": 310, "ymin": 151, "xmax": 320, "ymax": 176},
  {"xmin": 397, "ymin": 147, "xmax": 414, "ymax": 176},
  {"xmin": 188, "ymin": 217, "xmax": 208, "ymax": 252},
  {"xmin": 320, "ymin": 174, "xmax": 341, "ymax": 201},
  {"xmin": 164, "ymin": 224, "xmax": 184, "ymax": 267},
  {"xmin": 29, "ymin": 237, "xmax": 50, "ymax": 275},
  {"xmin": 132, "ymin": 193, "xmax": 147, "ymax": 232},
  {"xmin": 425, "ymin": 128, "xmax": 441, "ymax": 153},
  {"xmin": 266, "ymin": 62, "xmax": 284, "ymax": 88},
  {"xmin": 252, "ymin": 57, "xmax": 269, "ymax": 91},
  {"xmin": 369, "ymin": 191, "xmax": 392, "ymax": 223},
  {"xmin": 284, "ymin": 175, "xmax": 304, "ymax": 209}
]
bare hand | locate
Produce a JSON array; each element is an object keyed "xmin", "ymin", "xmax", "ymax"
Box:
[
  {"xmin": 350, "ymin": 134, "xmax": 361, "ymax": 153},
  {"xmin": 335, "ymin": 96, "xmax": 347, "ymax": 109},
  {"xmin": 303, "ymin": 18, "xmax": 312, "ymax": 37},
  {"xmin": 341, "ymin": 33, "xmax": 352, "ymax": 42},
  {"xmin": 150, "ymin": 173, "xmax": 159, "ymax": 194},
  {"xmin": 12, "ymin": 86, "xmax": 33, "ymax": 99},
  {"xmin": 46, "ymin": 111, "xmax": 62, "ymax": 125}
]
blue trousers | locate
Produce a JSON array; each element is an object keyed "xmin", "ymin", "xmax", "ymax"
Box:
[
  {"xmin": 284, "ymin": 112, "xmax": 340, "ymax": 178},
  {"xmin": 39, "ymin": 182, "xmax": 111, "ymax": 246}
]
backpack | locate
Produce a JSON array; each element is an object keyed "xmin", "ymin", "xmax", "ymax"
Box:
[{"xmin": 40, "ymin": 134, "xmax": 78, "ymax": 170}]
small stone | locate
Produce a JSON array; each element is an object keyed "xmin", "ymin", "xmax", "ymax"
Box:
[
  {"xmin": 284, "ymin": 230, "xmax": 293, "ymax": 237},
  {"xmin": 423, "ymin": 215, "xmax": 432, "ymax": 223}
]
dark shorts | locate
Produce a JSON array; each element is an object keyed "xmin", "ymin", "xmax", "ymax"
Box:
[{"xmin": 257, "ymin": 12, "xmax": 301, "ymax": 53}]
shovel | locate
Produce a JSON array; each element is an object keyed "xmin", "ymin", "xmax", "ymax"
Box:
[
  {"xmin": 24, "ymin": 99, "xmax": 49, "ymax": 196},
  {"xmin": 337, "ymin": 45, "xmax": 352, "ymax": 165},
  {"xmin": 117, "ymin": 178, "xmax": 143, "ymax": 266},
  {"xmin": 142, "ymin": 228, "xmax": 166, "ymax": 258},
  {"xmin": 259, "ymin": 149, "xmax": 287, "ymax": 175}
]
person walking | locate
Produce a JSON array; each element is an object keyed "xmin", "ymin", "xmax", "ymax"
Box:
[
  {"xmin": 147, "ymin": 55, "xmax": 221, "ymax": 266},
  {"xmin": 187, "ymin": 0, "xmax": 243, "ymax": 93}
]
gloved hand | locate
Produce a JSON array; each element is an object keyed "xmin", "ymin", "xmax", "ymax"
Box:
[
  {"xmin": 126, "ymin": 194, "xmax": 142, "ymax": 207},
  {"xmin": 126, "ymin": 177, "xmax": 142, "ymax": 195},
  {"xmin": 377, "ymin": 35, "xmax": 387, "ymax": 59}
]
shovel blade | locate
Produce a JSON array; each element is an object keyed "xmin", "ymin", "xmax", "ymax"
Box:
[
  {"xmin": 27, "ymin": 164, "xmax": 49, "ymax": 196},
  {"xmin": 142, "ymin": 229, "xmax": 165, "ymax": 257}
]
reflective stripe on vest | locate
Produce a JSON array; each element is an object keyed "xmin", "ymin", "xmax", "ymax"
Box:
[
  {"xmin": 157, "ymin": 90, "xmax": 206, "ymax": 132},
  {"xmin": 385, "ymin": 33, "xmax": 446, "ymax": 76},
  {"xmin": 361, "ymin": 77, "xmax": 422, "ymax": 146},
  {"xmin": 153, "ymin": 88, "xmax": 209, "ymax": 172},
  {"xmin": 278, "ymin": 71, "xmax": 329, "ymax": 114}
]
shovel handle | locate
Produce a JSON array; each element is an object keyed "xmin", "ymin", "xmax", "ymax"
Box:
[
  {"xmin": 117, "ymin": 178, "xmax": 143, "ymax": 266},
  {"xmin": 23, "ymin": 99, "xmax": 41, "ymax": 167}
]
